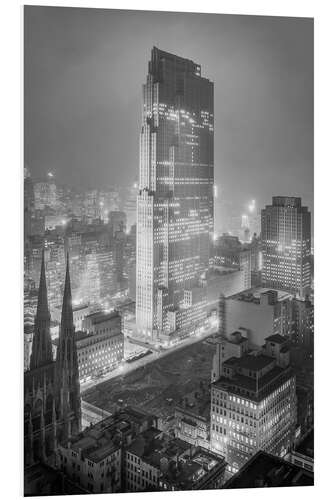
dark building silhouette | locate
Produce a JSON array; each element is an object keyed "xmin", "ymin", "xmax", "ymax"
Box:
[
  {"xmin": 24, "ymin": 251, "xmax": 81, "ymax": 466},
  {"xmin": 54, "ymin": 253, "xmax": 82, "ymax": 441},
  {"xmin": 29, "ymin": 250, "xmax": 53, "ymax": 370},
  {"xmin": 223, "ymin": 450, "xmax": 313, "ymax": 488}
]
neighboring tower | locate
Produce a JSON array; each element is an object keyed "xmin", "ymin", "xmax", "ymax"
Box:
[
  {"xmin": 136, "ymin": 47, "xmax": 214, "ymax": 339},
  {"xmin": 261, "ymin": 196, "xmax": 311, "ymax": 299},
  {"xmin": 30, "ymin": 249, "xmax": 53, "ymax": 370},
  {"xmin": 55, "ymin": 253, "xmax": 81, "ymax": 442}
]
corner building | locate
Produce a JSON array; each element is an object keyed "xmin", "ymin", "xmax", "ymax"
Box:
[
  {"xmin": 210, "ymin": 333, "xmax": 297, "ymax": 475},
  {"xmin": 136, "ymin": 47, "xmax": 214, "ymax": 340}
]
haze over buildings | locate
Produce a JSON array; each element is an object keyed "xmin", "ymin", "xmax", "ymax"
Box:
[{"xmin": 25, "ymin": 7, "xmax": 313, "ymax": 219}]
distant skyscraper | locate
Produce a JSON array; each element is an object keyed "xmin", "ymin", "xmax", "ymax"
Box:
[
  {"xmin": 261, "ymin": 197, "xmax": 311, "ymax": 299},
  {"xmin": 34, "ymin": 173, "xmax": 58, "ymax": 210},
  {"xmin": 136, "ymin": 47, "xmax": 214, "ymax": 339}
]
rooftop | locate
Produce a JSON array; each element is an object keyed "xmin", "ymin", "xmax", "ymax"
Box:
[
  {"xmin": 175, "ymin": 388, "xmax": 211, "ymax": 421},
  {"xmin": 224, "ymin": 450, "xmax": 313, "ymax": 488},
  {"xmin": 213, "ymin": 364, "xmax": 291, "ymax": 401},
  {"xmin": 65, "ymin": 407, "xmax": 155, "ymax": 463},
  {"xmin": 265, "ymin": 334, "xmax": 288, "ymax": 344},
  {"xmin": 128, "ymin": 430, "xmax": 225, "ymax": 489},
  {"xmin": 228, "ymin": 287, "xmax": 293, "ymax": 303},
  {"xmin": 230, "ymin": 331, "xmax": 248, "ymax": 344},
  {"xmin": 224, "ymin": 353, "xmax": 275, "ymax": 372},
  {"xmin": 73, "ymin": 303, "xmax": 89, "ymax": 312},
  {"xmin": 85, "ymin": 310, "xmax": 120, "ymax": 324},
  {"xmin": 162, "ymin": 448, "xmax": 226, "ymax": 489}
]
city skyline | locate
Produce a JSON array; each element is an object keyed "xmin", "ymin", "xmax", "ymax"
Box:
[
  {"xmin": 23, "ymin": 6, "xmax": 314, "ymax": 495},
  {"xmin": 25, "ymin": 7, "xmax": 313, "ymax": 214}
]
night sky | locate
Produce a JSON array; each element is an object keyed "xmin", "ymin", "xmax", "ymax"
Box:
[{"xmin": 24, "ymin": 7, "xmax": 313, "ymax": 213}]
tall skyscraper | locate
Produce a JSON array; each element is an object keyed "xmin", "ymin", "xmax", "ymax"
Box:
[
  {"xmin": 261, "ymin": 197, "xmax": 311, "ymax": 299},
  {"xmin": 136, "ymin": 47, "xmax": 214, "ymax": 340}
]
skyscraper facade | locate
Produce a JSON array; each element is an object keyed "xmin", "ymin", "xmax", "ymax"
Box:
[
  {"xmin": 261, "ymin": 197, "xmax": 311, "ymax": 299},
  {"xmin": 136, "ymin": 47, "xmax": 214, "ymax": 339}
]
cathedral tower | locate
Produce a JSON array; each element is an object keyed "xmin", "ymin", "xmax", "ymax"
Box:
[
  {"xmin": 30, "ymin": 249, "xmax": 53, "ymax": 370},
  {"xmin": 55, "ymin": 253, "xmax": 81, "ymax": 442}
]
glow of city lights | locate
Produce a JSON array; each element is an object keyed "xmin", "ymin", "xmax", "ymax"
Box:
[
  {"xmin": 248, "ymin": 200, "xmax": 256, "ymax": 213},
  {"xmin": 258, "ymin": 251, "xmax": 263, "ymax": 270},
  {"xmin": 241, "ymin": 214, "xmax": 249, "ymax": 228}
]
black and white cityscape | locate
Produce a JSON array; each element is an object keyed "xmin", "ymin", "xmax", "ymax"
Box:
[{"xmin": 24, "ymin": 7, "xmax": 314, "ymax": 496}]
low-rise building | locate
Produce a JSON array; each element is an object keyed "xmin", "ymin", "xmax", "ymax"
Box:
[
  {"xmin": 57, "ymin": 407, "xmax": 157, "ymax": 493},
  {"xmin": 223, "ymin": 450, "xmax": 313, "ymax": 488},
  {"xmin": 75, "ymin": 323, "xmax": 123, "ymax": 382},
  {"xmin": 174, "ymin": 387, "xmax": 211, "ymax": 449},
  {"xmin": 81, "ymin": 400, "xmax": 113, "ymax": 430},
  {"xmin": 82, "ymin": 309, "xmax": 118, "ymax": 334},
  {"xmin": 52, "ymin": 311, "xmax": 123, "ymax": 383},
  {"xmin": 124, "ymin": 430, "xmax": 227, "ymax": 492}
]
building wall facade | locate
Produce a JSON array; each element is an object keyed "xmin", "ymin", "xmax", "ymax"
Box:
[
  {"xmin": 57, "ymin": 444, "xmax": 122, "ymax": 493},
  {"xmin": 220, "ymin": 289, "xmax": 293, "ymax": 348}
]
